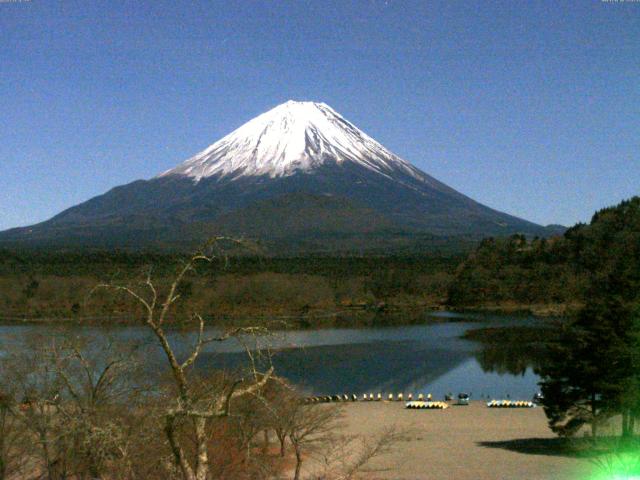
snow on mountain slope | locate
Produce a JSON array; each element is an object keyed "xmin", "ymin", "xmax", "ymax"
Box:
[
  {"xmin": 159, "ymin": 100, "xmax": 426, "ymax": 183},
  {"xmin": 0, "ymin": 99, "xmax": 559, "ymax": 251}
]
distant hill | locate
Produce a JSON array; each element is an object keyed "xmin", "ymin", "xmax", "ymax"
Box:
[{"xmin": 447, "ymin": 196, "xmax": 640, "ymax": 310}]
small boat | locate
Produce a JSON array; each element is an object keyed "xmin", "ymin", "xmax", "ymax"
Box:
[
  {"xmin": 405, "ymin": 400, "xmax": 449, "ymax": 410},
  {"xmin": 487, "ymin": 399, "xmax": 536, "ymax": 408}
]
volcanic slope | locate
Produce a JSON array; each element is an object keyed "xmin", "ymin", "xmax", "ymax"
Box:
[{"xmin": 0, "ymin": 101, "xmax": 560, "ymax": 252}]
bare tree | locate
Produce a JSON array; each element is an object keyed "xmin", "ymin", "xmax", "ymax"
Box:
[
  {"xmin": 287, "ymin": 403, "xmax": 342, "ymax": 480},
  {"xmin": 252, "ymin": 378, "xmax": 402, "ymax": 480},
  {"xmin": 1, "ymin": 332, "xmax": 147, "ymax": 480},
  {"xmin": 314, "ymin": 426, "xmax": 404, "ymax": 480},
  {"xmin": 95, "ymin": 238, "xmax": 276, "ymax": 480},
  {"xmin": 48, "ymin": 335, "xmax": 146, "ymax": 479},
  {"xmin": 259, "ymin": 378, "xmax": 313, "ymax": 460},
  {"xmin": 0, "ymin": 388, "xmax": 28, "ymax": 480},
  {"xmin": 3, "ymin": 334, "xmax": 71, "ymax": 480}
]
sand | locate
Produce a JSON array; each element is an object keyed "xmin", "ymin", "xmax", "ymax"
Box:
[{"xmin": 330, "ymin": 401, "xmax": 594, "ymax": 480}]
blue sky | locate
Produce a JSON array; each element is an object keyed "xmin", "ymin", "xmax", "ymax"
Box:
[{"xmin": 1, "ymin": 0, "xmax": 638, "ymax": 230}]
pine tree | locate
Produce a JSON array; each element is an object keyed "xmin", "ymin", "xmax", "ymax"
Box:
[{"xmin": 538, "ymin": 286, "xmax": 639, "ymax": 438}]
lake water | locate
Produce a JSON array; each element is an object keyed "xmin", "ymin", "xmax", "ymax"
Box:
[{"xmin": 0, "ymin": 311, "xmax": 544, "ymax": 400}]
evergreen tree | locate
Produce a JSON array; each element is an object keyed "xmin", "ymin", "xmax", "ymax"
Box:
[{"xmin": 538, "ymin": 273, "xmax": 640, "ymax": 438}]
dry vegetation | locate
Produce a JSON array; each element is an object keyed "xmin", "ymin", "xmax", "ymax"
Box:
[
  {"xmin": 0, "ymin": 271, "xmax": 453, "ymax": 324},
  {"xmin": 0, "ymin": 242, "xmax": 402, "ymax": 480},
  {"xmin": 0, "ymin": 334, "xmax": 401, "ymax": 480}
]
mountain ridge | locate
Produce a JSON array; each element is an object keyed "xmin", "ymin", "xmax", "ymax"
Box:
[{"xmin": 0, "ymin": 100, "xmax": 563, "ymax": 253}]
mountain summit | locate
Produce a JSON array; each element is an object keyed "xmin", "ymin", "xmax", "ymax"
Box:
[
  {"xmin": 0, "ymin": 101, "xmax": 561, "ymax": 253},
  {"xmin": 159, "ymin": 100, "xmax": 423, "ymax": 182}
]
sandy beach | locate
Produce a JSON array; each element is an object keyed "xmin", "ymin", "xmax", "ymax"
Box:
[{"xmin": 331, "ymin": 401, "xmax": 594, "ymax": 480}]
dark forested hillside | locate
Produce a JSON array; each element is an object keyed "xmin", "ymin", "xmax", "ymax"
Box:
[
  {"xmin": 1, "ymin": 197, "xmax": 637, "ymax": 323},
  {"xmin": 447, "ymin": 197, "xmax": 640, "ymax": 311},
  {"xmin": 0, "ymin": 249, "xmax": 462, "ymax": 323}
]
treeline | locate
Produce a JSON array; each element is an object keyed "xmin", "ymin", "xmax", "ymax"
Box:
[
  {"xmin": 2, "ymin": 196, "xmax": 638, "ymax": 322},
  {"xmin": 0, "ymin": 249, "xmax": 462, "ymax": 277},
  {"xmin": 447, "ymin": 196, "xmax": 640, "ymax": 312},
  {"xmin": 0, "ymin": 250, "xmax": 461, "ymax": 323},
  {"xmin": 537, "ymin": 198, "xmax": 640, "ymax": 439}
]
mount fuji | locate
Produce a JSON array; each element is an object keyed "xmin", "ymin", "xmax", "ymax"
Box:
[{"xmin": 0, "ymin": 101, "xmax": 561, "ymax": 253}]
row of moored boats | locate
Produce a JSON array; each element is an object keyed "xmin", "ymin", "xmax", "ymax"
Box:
[
  {"xmin": 303, "ymin": 393, "xmax": 539, "ymax": 409},
  {"xmin": 486, "ymin": 400, "xmax": 536, "ymax": 408},
  {"xmin": 303, "ymin": 393, "xmax": 442, "ymax": 404}
]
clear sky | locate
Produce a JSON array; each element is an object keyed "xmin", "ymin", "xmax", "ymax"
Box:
[{"xmin": 1, "ymin": 0, "xmax": 638, "ymax": 231}]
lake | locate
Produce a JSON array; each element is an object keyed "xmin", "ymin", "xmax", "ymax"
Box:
[{"xmin": 0, "ymin": 311, "xmax": 545, "ymax": 400}]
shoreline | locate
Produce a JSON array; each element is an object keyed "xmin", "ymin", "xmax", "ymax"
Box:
[
  {"xmin": 0, "ymin": 303, "xmax": 572, "ymax": 327},
  {"xmin": 331, "ymin": 401, "xmax": 593, "ymax": 480}
]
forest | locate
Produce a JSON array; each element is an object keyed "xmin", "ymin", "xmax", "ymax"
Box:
[
  {"xmin": 460, "ymin": 197, "xmax": 640, "ymax": 444},
  {"xmin": 0, "ymin": 196, "xmax": 638, "ymax": 325},
  {"xmin": 0, "ymin": 251, "xmax": 461, "ymax": 325},
  {"xmin": 448, "ymin": 196, "xmax": 640, "ymax": 312}
]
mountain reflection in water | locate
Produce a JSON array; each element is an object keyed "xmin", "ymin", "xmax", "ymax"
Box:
[
  {"xmin": 198, "ymin": 340, "xmax": 471, "ymax": 395},
  {"xmin": 196, "ymin": 320, "xmax": 545, "ymax": 398},
  {"xmin": 0, "ymin": 316, "xmax": 546, "ymax": 400}
]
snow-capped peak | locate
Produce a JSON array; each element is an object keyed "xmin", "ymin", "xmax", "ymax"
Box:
[{"xmin": 159, "ymin": 100, "xmax": 422, "ymax": 182}]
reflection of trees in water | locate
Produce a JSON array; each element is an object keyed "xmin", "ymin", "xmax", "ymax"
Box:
[
  {"xmin": 474, "ymin": 339, "xmax": 549, "ymax": 376},
  {"xmin": 475, "ymin": 328, "xmax": 553, "ymax": 376},
  {"xmin": 197, "ymin": 341, "xmax": 472, "ymax": 395}
]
